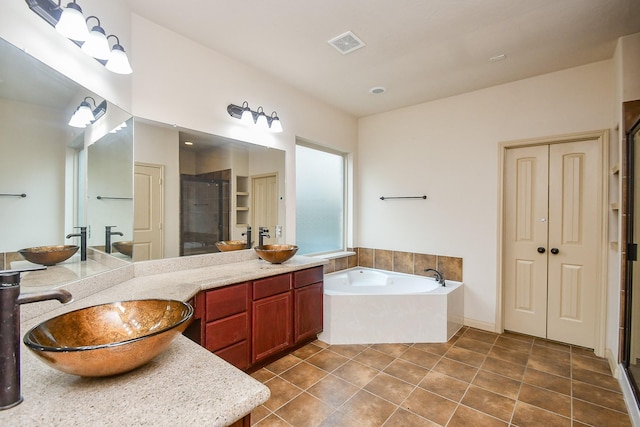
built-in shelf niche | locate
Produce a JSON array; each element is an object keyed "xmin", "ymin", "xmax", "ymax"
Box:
[{"xmin": 236, "ymin": 175, "xmax": 249, "ymax": 226}]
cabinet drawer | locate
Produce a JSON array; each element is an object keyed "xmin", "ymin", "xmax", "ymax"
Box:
[
  {"xmin": 294, "ymin": 266, "xmax": 324, "ymax": 288},
  {"xmin": 215, "ymin": 340, "xmax": 250, "ymax": 370},
  {"xmin": 253, "ymin": 274, "xmax": 292, "ymax": 300},
  {"xmin": 205, "ymin": 312, "xmax": 249, "ymax": 352},
  {"xmin": 205, "ymin": 283, "xmax": 249, "ymax": 322}
]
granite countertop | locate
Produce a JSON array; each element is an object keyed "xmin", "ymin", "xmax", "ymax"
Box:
[{"xmin": 0, "ymin": 253, "xmax": 326, "ymax": 426}]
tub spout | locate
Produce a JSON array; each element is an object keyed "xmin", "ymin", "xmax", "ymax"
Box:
[{"xmin": 424, "ymin": 268, "xmax": 445, "ymax": 286}]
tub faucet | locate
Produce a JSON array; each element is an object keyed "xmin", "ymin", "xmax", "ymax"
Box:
[
  {"xmin": 105, "ymin": 226, "xmax": 124, "ymax": 254},
  {"xmin": 242, "ymin": 226, "xmax": 252, "ymax": 249},
  {"xmin": 0, "ymin": 268, "xmax": 73, "ymax": 410},
  {"xmin": 424, "ymin": 268, "xmax": 446, "ymax": 286},
  {"xmin": 65, "ymin": 226, "xmax": 87, "ymax": 261},
  {"xmin": 258, "ymin": 227, "xmax": 270, "ymax": 247}
]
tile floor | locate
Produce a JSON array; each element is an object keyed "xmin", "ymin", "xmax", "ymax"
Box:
[{"xmin": 249, "ymin": 327, "xmax": 633, "ymax": 426}]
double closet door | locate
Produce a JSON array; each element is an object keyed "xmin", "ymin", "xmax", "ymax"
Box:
[{"xmin": 503, "ymin": 139, "xmax": 602, "ymax": 349}]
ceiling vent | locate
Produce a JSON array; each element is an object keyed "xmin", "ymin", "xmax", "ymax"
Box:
[{"xmin": 328, "ymin": 31, "xmax": 366, "ymax": 55}]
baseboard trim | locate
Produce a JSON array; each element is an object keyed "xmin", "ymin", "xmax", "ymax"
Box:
[
  {"xmin": 464, "ymin": 318, "xmax": 497, "ymax": 333},
  {"xmin": 606, "ymin": 348, "xmax": 620, "ymax": 378},
  {"xmin": 617, "ymin": 363, "xmax": 640, "ymax": 426}
]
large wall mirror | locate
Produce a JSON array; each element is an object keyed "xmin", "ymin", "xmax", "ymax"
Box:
[
  {"xmin": 134, "ymin": 119, "xmax": 286, "ymax": 261},
  {"xmin": 0, "ymin": 37, "xmax": 133, "ymax": 288}
]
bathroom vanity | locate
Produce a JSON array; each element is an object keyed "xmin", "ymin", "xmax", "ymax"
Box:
[
  {"xmin": 0, "ymin": 250, "xmax": 326, "ymax": 426},
  {"xmin": 188, "ymin": 265, "xmax": 324, "ymax": 370}
]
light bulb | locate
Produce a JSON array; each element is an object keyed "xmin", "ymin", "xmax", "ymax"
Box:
[
  {"xmin": 55, "ymin": 2, "xmax": 89, "ymax": 41},
  {"xmin": 106, "ymin": 43, "xmax": 133, "ymax": 74},
  {"xmin": 269, "ymin": 113, "xmax": 283, "ymax": 133},
  {"xmin": 68, "ymin": 102, "xmax": 95, "ymax": 128},
  {"xmin": 81, "ymin": 20, "xmax": 110, "ymax": 60},
  {"xmin": 240, "ymin": 103, "xmax": 254, "ymax": 126}
]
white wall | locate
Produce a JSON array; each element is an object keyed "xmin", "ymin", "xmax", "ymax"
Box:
[
  {"xmin": 130, "ymin": 15, "xmax": 358, "ymax": 244},
  {"xmin": 358, "ymin": 60, "xmax": 615, "ymax": 329},
  {"xmin": 0, "ymin": 98, "xmax": 69, "ymax": 250}
]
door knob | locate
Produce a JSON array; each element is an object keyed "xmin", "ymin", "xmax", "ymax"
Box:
[
  {"xmin": 550, "ymin": 248, "xmax": 559, "ymax": 255},
  {"xmin": 537, "ymin": 247, "xmax": 546, "ymax": 254}
]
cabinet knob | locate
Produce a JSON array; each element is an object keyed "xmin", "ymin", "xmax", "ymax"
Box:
[
  {"xmin": 537, "ymin": 247, "xmax": 546, "ymax": 254},
  {"xmin": 550, "ymin": 248, "xmax": 559, "ymax": 255}
]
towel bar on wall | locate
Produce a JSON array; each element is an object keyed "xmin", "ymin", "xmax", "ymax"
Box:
[
  {"xmin": 379, "ymin": 195, "xmax": 427, "ymax": 200},
  {"xmin": 97, "ymin": 196, "xmax": 133, "ymax": 200},
  {"xmin": 0, "ymin": 193, "xmax": 27, "ymax": 198}
]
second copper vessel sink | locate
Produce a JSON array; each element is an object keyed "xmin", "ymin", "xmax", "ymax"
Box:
[
  {"xmin": 23, "ymin": 299, "xmax": 193, "ymax": 377},
  {"xmin": 254, "ymin": 244, "xmax": 299, "ymax": 264},
  {"xmin": 18, "ymin": 245, "xmax": 79, "ymax": 266},
  {"xmin": 215, "ymin": 240, "xmax": 247, "ymax": 252},
  {"xmin": 112, "ymin": 241, "xmax": 133, "ymax": 257}
]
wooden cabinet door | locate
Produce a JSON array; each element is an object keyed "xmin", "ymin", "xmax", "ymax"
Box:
[
  {"xmin": 294, "ymin": 282, "xmax": 323, "ymax": 343},
  {"xmin": 252, "ymin": 292, "xmax": 292, "ymax": 362}
]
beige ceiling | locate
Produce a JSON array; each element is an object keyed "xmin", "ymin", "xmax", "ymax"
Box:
[{"xmin": 128, "ymin": 0, "xmax": 640, "ymax": 118}]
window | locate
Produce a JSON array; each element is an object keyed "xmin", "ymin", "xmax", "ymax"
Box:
[{"xmin": 296, "ymin": 143, "xmax": 345, "ymax": 255}]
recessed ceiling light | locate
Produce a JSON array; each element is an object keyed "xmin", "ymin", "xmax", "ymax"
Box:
[
  {"xmin": 490, "ymin": 54, "xmax": 507, "ymax": 62},
  {"xmin": 369, "ymin": 86, "xmax": 386, "ymax": 94}
]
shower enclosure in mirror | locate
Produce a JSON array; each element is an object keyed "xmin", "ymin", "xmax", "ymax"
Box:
[
  {"xmin": 624, "ymin": 100, "xmax": 640, "ymax": 403},
  {"xmin": 180, "ymin": 172, "xmax": 230, "ymax": 256},
  {"xmin": 0, "ymin": 36, "xmax": 133, "ymax": 288}
]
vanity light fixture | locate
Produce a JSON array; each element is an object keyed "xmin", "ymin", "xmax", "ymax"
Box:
[
  {"xmin": 55, "ymin": 1, "xmax": 88, "ymax": 41},
  {"xmin": 68, "ymin": 96, "xmax": 107, "ymax": 128},
  {"xmin": 227, "ymin": 102, "xmax": 283, "ymax": 133},
  {"xmin": 26, "ymin": 0, "xmax": 133, "ymax": 74}
]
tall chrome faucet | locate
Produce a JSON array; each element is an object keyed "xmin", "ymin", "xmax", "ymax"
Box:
[
  {"xmin": 258, "ymin": 227, "xmax": 270, "ymax": 247},
  {"xmin": 66, "ymin": 226, "xmax": 87, "ymax": 261},
  {"xmin": 0, "ymin": 269, "xmax": 72, "ymax": 409},
  {"xmin": 104, "ymin": 226, "xmax": 124, "ymax": 254},
  {"xmin": 424, "ymin": 268, "xmax": 446, "ymax": 286}
]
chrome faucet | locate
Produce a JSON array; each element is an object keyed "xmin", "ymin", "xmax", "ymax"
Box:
[
  {"xmin": 424, "ymin": 268, "xmax": 446, "ymax": 286},
  {"xmin": 0, "ymin": 269, "xmax": 72, "ymax": 409},
  {"xmin": 66, "ymin": 226, "xmax": 87, "ymax": 261},
  {"xmin": 258, "ymin": 227, "xmax": 270, "ymax": 247},
  {"xmin": 104, "ymin": 226, "xmax": 124, "ymax": 254},
  {"xmin": 242, "ymin": 226, "xmax": 252, "ymax": 249}
]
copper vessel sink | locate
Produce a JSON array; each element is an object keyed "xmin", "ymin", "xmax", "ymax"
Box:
[
  {"xmin": 112, "ymin": 240, "xmax": 133, "ymax": 257},
  {"xmin": 23, "ymin": 299, "xmax": 193, "ymax": 377},
  {"xmin": 254, "ymin": 244, "xmax": 299, "ymax": 264},
  {"xmin": 18, "ymin": 245, "xmax": 79, "ymax": 266},
  {"xmin": 215, "ymin": 240, "xmax": 248, "ymax": 252}
]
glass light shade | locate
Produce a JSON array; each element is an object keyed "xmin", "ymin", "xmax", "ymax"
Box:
[
  {"xmin": 81, "ymin": 26, "xmax": 111, "ymax": 60},
  {"xmin": 68, "ymin": 103, "xmax": 95, "ymax": 128},
  {"xmin": 106, "ymin": 45, "xmax": 133, "ymax": 74},
  {"xmin": 256, "ymin": 112, "xmax": 269, "ymax": 131},
  {"xmin": 240, "ymin": 108, "xmax": 254, "ymax": 126},
  {"xmin": 55, "ymin": 3, "xmax": 89, "ymax": 41},
  {"xmin": 270, "ymin": 115, "xmax": 283, "ymax": 133}
]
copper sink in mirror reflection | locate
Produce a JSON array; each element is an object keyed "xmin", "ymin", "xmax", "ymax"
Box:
[
  {"xmin": 254, "ymin": 244, "xmax": 299, "ymax": 264},
  {"xmin": 112, "ymin": 241, "xmax": 133, "ymax": 257},
  {"xmin": 215, "ymin": 240, "xmax": 248, "ymax": 252},
  {"xmin": 23, "ymin": 299, "xmax": 193, "ymax": 377},
  {"xmin": 18, "ymin": 245, "xmax": 79, "ymax": 266}
]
